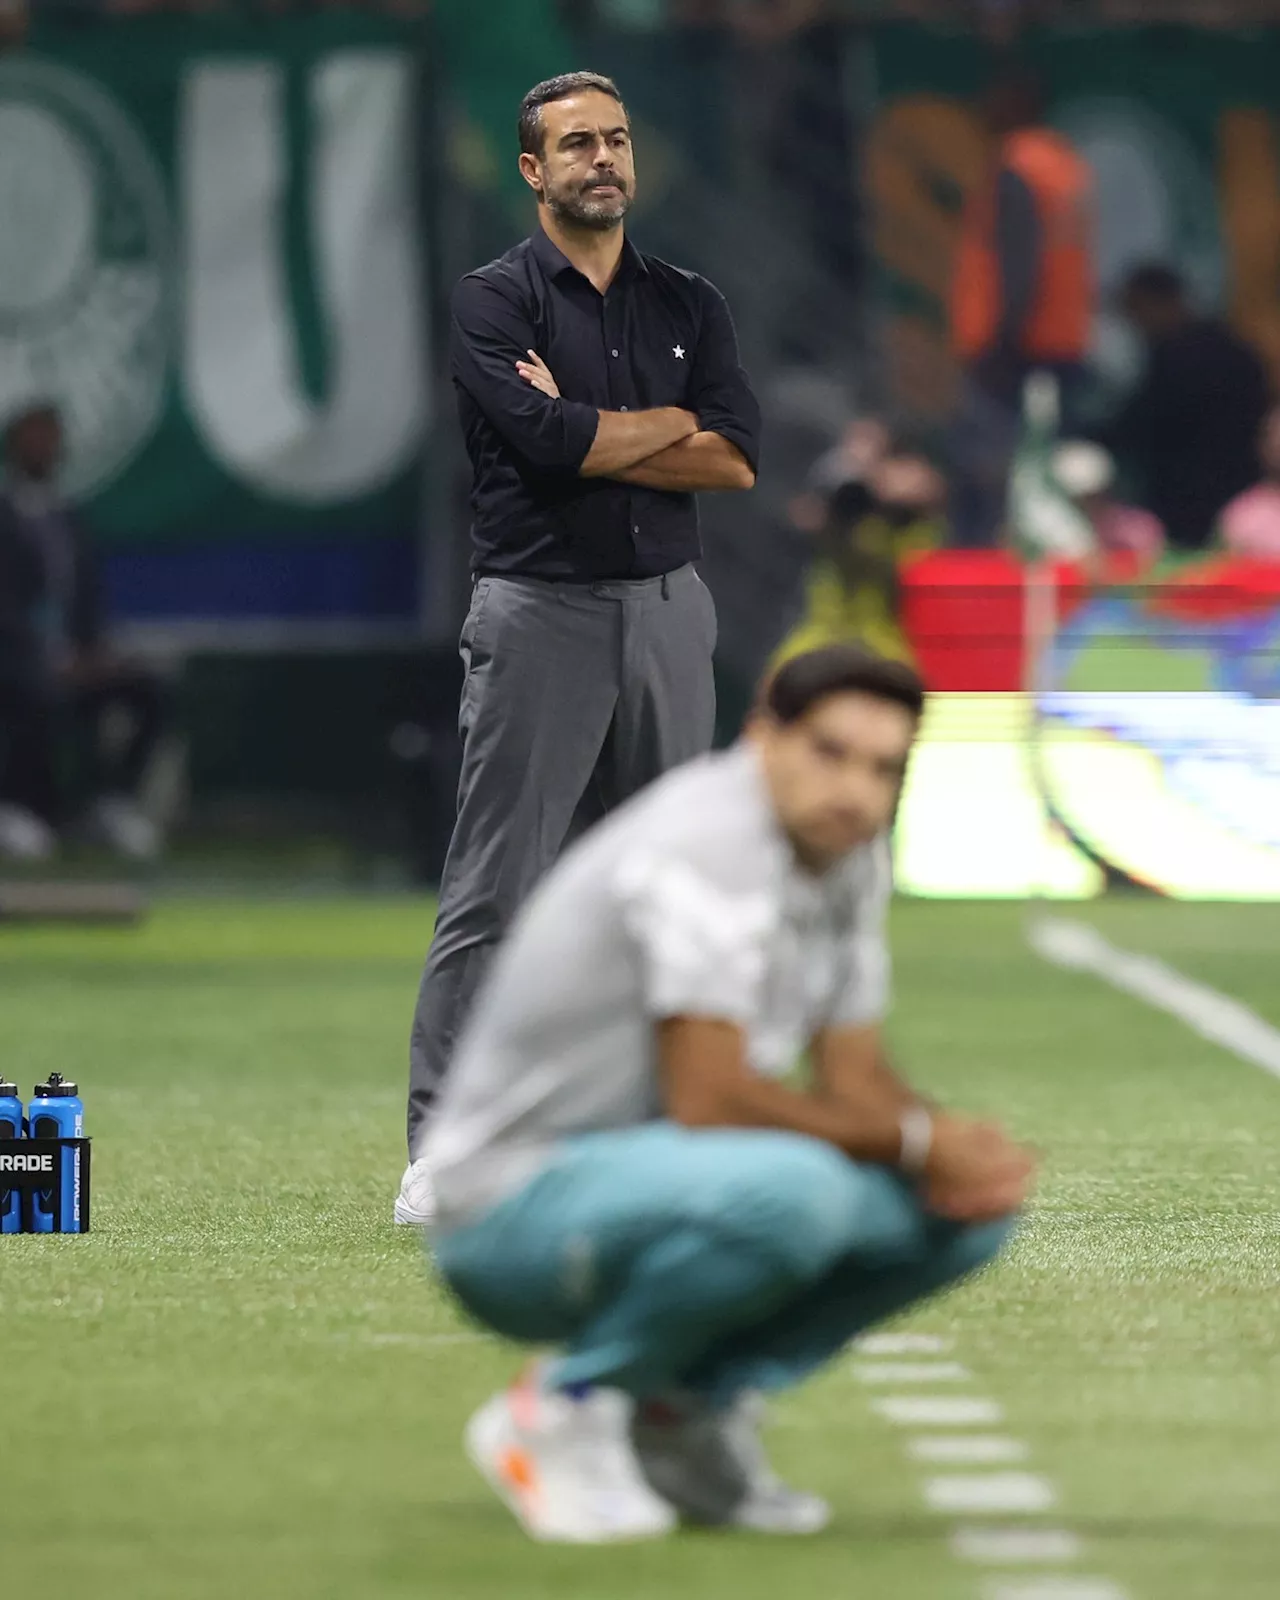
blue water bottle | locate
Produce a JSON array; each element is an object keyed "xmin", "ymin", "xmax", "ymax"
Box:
[
  {"xmin": 0, "ymin": 1079, "xmax": 23, "ymax": 1234},
  {"xmin": 29, "ymin": 1072, "xmax": 84, "ymax": 1233}
]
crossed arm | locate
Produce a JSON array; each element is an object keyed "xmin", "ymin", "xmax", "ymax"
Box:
[
  {"xmin": 516, "ymin": 350, "xmax": 755, "ymax": 492},
  {"xmin": 610, "ymin": 427, "xmax": 756, "ymax": 492},
  {"xmin": 451, "ymin": 272, "xmax": 758, "ymax": 491}
]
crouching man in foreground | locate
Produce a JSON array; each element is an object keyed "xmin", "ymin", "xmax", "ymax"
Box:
[{"xmin": 425, "ymin": 644, "xmax": 1034, "ymax": 1543}]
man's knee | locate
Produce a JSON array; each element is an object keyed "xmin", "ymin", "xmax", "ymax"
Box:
[
  {"xmin": 931, "ymin": 1212, "xmax": 1019, "ymax": 1286},
  {"xmin": 721, "ymin": 1136, "xmax": 906, "ymax": 1284}
]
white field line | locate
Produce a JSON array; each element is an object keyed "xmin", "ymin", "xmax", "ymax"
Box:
[
  {"xmin": 852, "ymin": 1361, "xmax": 973, "ymax": 1384},
  {"xmin": 864, "ymin": 1336, "xmax": 1132, "ymax": 1599},
  {"xmin": 326, "ymin": 1331, "xmax": 487, "ymax": 1348},
  {"xmin": 1030, "ymin": 916, "xmax": 1280, "ymax": 1079},
  {"xmin": 856, "ymin": 1332, "xmax": 954, "ymax": 1355},
  {"xmin": 911, "ymin": 1436, "xmax": 1029, "ymax": 1464},
  {"xmin": 984, "ymin": 1583, "xmax": 1130, "ymax": 1600},
  {"xmin": 874, "ymin": 1396, "xmax": 1005, "ymax": 1426},
  {"xmin": 953, "ymin": 1527, "xmax": 1082, "ymax": 1563},
  {"xmin": 924, "ymin": 1473, "xmax": 1057, "ymax": 1514}
]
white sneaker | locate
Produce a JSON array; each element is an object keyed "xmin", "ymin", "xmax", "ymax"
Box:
[
  {"xmin": 0, "ymin": 804, "xmax": 57, "ymax": 862},
  {"xmin": 723, "ymin": 1392, "xmax": 832, "ymax": 1534},
  {"xmin": 632, "ymin": 1390, "xmax": 831, "ymax": 1535},
  {"xmin": 88, "ymin": 795, "xmax": 160, "ymax": 862},
  {"xmin": 466, "ymin": 1375, "xmax": 677, "ymax": 1544},
  {"xmin": 394, "ymin": 1158, "xmax": 436, "ymax": 1226}
]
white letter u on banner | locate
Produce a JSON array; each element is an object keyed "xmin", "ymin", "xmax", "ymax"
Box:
[{"xmin": 182, "ymin": 52, "xmax": 428, "ymax": 504}]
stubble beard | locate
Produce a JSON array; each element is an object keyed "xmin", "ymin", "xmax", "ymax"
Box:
[{"xmin": 545, "ymin": 177, "xmax": 632, "ymax": 233}]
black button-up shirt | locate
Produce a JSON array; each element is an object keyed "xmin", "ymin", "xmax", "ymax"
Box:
[{"xmin": 450, "ymin": 229, "xmax": 761, "ymax": 582}]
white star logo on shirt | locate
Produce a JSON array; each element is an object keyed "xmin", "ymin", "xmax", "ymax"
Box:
[{"xmin": 673, "ymin": 344, "xmax": 685, "ymax": 360}]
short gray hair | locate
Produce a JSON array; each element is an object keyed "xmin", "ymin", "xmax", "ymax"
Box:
[{"xmin": 518, "ymin": 72, "xmax": 625, "ymax": 159}]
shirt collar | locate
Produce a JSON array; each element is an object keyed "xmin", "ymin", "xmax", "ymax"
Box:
[{"xmin": 530, "ymin": 226, "xmax": 649, "ymax": 287}]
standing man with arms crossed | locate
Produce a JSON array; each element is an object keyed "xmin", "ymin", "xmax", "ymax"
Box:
[
  {"xmin": 397, "ymin": 73, "xmax": 761, "ymax": 1223},
  {"xmin": 425, "ymin": 645, "xmax": 1035, "ymax": 1542}
]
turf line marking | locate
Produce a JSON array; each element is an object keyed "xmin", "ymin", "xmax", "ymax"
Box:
[
  {"xmin": 874, "ymin": 1396, "xmax": 1004, "ymax": 1426},
  {"xmin": 983, "ymin": 1582, "xmax": 1129, "ymax": 1600},
  {"xmin": 923, "ymin": 1473, "xmax": 1056, "ymax": 1513},
  {"xmin": 856, "ymin": 1332, "xmax": 953, "ymax": 1355},
  {"xmin": 910, "ymin": 1436, "xmax": 1029, "ymax": 1464},
  {"xmin": 861, "ymin": 1335, "xmax": 1129, "ymax": 1600},
  {"xmin": 341, "ymin": 1332, "xmax": 487, "ymax": 1348},
  {"xmin": 952, "ymin": 1526, "xmax": 1082, "ymax": 1563},
  {"xmin": 851, "ymin": 1361, "xmax": 972, "ymax": 1384},
  {"xmin": 1030, "ymin": 915, "xmax": 1280, "ymax": 1079}
]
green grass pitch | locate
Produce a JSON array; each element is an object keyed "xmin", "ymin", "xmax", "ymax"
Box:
[{"xmin": 2, "ymin": 897, "xmax": 1279, "ymax": 1599}]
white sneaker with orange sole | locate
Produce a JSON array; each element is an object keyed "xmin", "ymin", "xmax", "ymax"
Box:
[{"xmin": 464, "ymin": 1376, "xmax": 677, "ymax": 1544}]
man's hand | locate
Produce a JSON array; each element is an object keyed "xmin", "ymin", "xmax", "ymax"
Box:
[
  {"xmin": 921, "ymin": 1114, "xmax": 1035, "ymax": 1222},
  {"xmin": 516, "ymin": 350, "xmax": 560, "ymax": 400}
]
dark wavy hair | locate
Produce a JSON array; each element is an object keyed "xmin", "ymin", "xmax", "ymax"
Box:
[
  {"xmin": 518, "ymin": 72, "xmax": 626, "ymax": 159},
  {"xmin": 765, "ymin": 645, "xmax": 924, "ymax": 725}
]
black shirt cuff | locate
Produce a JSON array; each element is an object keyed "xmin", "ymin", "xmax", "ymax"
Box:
[
  {"xmin": 701, "ymin": 416, "xmax": 761, "ymax": 478},
  {"xmin": 559, "ymin": 399, "xmax": 601, "ymax": 472}
]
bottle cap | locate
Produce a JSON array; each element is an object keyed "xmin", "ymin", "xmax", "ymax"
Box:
[
  {"xmin": 33, "ymin": 1071, "xmax": 79, "ymax": 1098},
  {"xmin": 0, "ymin": 1080, "xmax": 17, "ymax": 1097}
]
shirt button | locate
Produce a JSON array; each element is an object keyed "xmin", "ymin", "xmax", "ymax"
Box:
[
  {"xmin": 632, "ymin": 524, "xmax": 640, "ymax": 534},
  {"xmin": 611, "ymin": 349, "xmax": 619, "ymax": 357}
]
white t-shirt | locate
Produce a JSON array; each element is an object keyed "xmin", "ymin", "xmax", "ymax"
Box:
[{"xmin": 426, "ymin": 743, "xmax": 892, "ymax": 1225}]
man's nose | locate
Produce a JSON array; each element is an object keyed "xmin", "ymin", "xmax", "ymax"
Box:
[{"xmin": 592, "ymin": 142, "xmax": 614, "ymax": 167}]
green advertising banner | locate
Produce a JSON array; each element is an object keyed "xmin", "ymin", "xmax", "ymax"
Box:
[
  {"xmin": 867, "ymin": 23, "xmax": 1280, "ymax": 420},
  {"xmin": 1, "ymin": 15, "xmax": 428, "ymax": 548}
]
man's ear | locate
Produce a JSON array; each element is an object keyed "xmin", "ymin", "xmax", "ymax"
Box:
[{"xmin": 518, "ymin": 152, "xmax": 544, "ymax": 198}]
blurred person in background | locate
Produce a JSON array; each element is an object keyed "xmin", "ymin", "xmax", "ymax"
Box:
[
  {"xmin": 949, "ymin": 66, "xmax": 1094, "ymax": 547},
  {"xmin": 427, "ymin": 645, "xmax": 1031, "ymax": 1543},
  {"xmin": 789, "ymin": 416, "xmax": 892, "ymax": 519},
  {"xmin": 0, "ymin": 0, "xmax": 25, "ymax": 51},
  {"xmin": 1217, "ymin": 405, "xmax": 1280, "ymax": 563},
  {"xmin": 0, "ymin": 404, "xmax": 167, "ymax": 862},
  {"xmin": 398, "ymin": 71, "xmax": 760, "ymax": 1224},
  {"xmin": 1101, "ymin": 264, "xmax": 1271, "ymax": 552},
  {"xmin": 1050, "ymin": 440, "xmax": 1164, "ymax": 572},
  {"xmin": 773, "ymin": 432, "xmax": 946, "ymax": 672}
]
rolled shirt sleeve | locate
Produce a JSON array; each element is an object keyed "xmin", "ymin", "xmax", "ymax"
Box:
[
  {"xmin": 450, "ymin": 274, "xmax": 600, "ymax": 473},
  {"xmin": 691, "ymin": 278, "xmax": 762, "ymax": 476},
  {"xmin": 614, "ymin": 852, "xmax": 775, "ymax": 1024}
]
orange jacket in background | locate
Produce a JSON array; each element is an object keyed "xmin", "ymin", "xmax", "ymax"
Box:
[{"xmin": 952, "ymin": 128, "xmax": 1093, "ymax": 364}]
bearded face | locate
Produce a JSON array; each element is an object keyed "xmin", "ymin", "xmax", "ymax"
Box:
[{"xmin": 524, "ymin": 90, "xmax": 636, "ymax": 233}]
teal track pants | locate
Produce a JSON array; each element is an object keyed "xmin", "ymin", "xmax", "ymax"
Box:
[{"xmin": 435, "ymin": 1123, "xmax": 1015, "ymax": 1402}]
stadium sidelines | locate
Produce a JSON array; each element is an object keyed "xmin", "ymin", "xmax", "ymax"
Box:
[
  {"xmin": 853, "ymin": 1333, "xmax": 1129, "ymax": 1600},
  {"xmin": 1028, "ymin": 915, "xmax": 1280, "ymax": 1079},
  {"xmin": 855, "ymin": 908, "xmax": 1280, "ymax": 1600}
]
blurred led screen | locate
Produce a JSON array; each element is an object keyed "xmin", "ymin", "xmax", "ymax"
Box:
[{"xmin": 895, "ymin": 693, "xmax": 1280, "ymax": 900}]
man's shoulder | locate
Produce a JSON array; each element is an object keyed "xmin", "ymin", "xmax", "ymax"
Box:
[
  {"xmin": 637, "ymin": 251, "xmax": 726, "ymax": 306},
  {"xmin": 599, "ymin": 748, "xmax": 781, "ymax": 888},
  {"xmin": 452, "ymin": 240, "xmax": 537, "ymax": 306}
]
